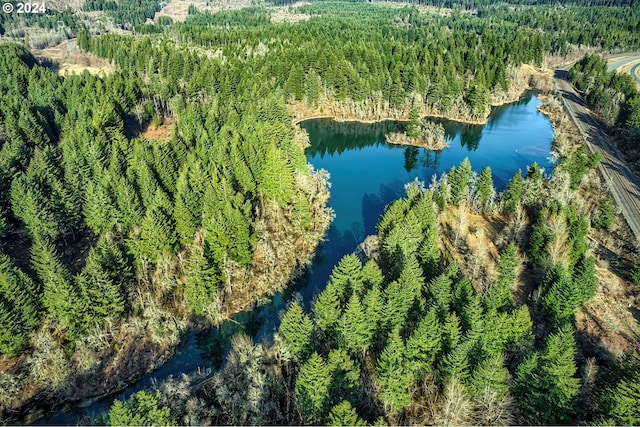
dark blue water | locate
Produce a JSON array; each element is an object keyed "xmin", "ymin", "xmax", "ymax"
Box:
[{"xmin": 38, "ymin": 93, "xmax": 553, "ymax": 425}]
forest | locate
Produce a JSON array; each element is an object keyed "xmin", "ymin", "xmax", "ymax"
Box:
[{"xmin": 0, "ymin": 0, "xmax": 639, "ymax": 424}]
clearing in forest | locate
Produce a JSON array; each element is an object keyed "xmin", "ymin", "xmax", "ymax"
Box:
[{"xmin": 31, "ymin": 40, "xmax": 115, "ymax": 76}]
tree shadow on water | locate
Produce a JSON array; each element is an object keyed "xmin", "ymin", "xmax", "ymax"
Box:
[{"xmin": 361, "ymin": 180, "xmax": 407, "ymax": 235}]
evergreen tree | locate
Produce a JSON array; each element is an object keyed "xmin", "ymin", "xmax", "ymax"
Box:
[
  {"xmin": 484, "ymin": 243, "xmax": 518, "ymax": 313},
  {"xmin": 427, "ymin": 272, "xmax": 454, "ymax": 320},
  {"xmin": 296, "ymin": 352, "xmax": 333, "ymax": 424},
  {"xmin": 407, "ymin": 108, "xmax": 421, "ymax": 139},
  {"xmin": 438, "ymin": 338, "xmax": 473, "ymax": 384},
  {"xmin": 502, "ymin": 170, "xmax": 523, "ymax": 214},
  {"xmin": 109, "ymin": 390, "xmax": 172, "ymax": 426},
  {"xmin": 184, "ymin": 242, "xmax": 219, "ymax": 316},
  {"xmin": 338, "ymin": 292, "xmax": 374, "ymax": 356},
  {"xmin": 376, "ymin": 328, "xmax": 412, "ymax": 412},
  {"xmin": 442, "ymin": 311, "xmax": 462, "ymax": 355},
  {"xmin": 259, "ymin": 144, "xmax": 294, "ymax": 206},
  {"xmin": 314, "ymin": 283, "xmax": 343, "ymax": 335},
  {"xmin": 362, "ymin": 260, "xmax": 383, "ymax": 289},
  {"xmin": 405, "ymin": 307, "xmax": 442, "ymax": 379},
  {"xmin": 414, "ymin": 191, "xmax": 440, "ymax": 274},
  {"xmin": 279, "ymin": 301, "xmax": 315, "ymax": 361},
  {"xmin": 476, "ymin": 166, "xmax": 495, "ymax": 212},
  {"xmin": 76, "ymin": 239, "xmax": 128, "ymax": 329},
  {"xmin": 513, "ymin": 326, "xmax": 580, "ymax": 424},
  {"xmin": 138, "ymin": 192, "xmax": 177, "ymax": 262},
  {"xmin": 328, "ymin": 254, "xmax": 364, "ymax": 301},
  {"xmin": 327, "ymin": 401, "xmax": 366, "ymax": 427},
  {"xmin": 0, "ymin": 253, "xmax": 40, "ymax": 356},
  {"xmin": 10, "ymin": 175, "xmax": 59, "ymax": 243},
  {"xmin": 605, "ymin": 361, "xmax": 640, "ymax": 425},
  {"xmin": 31, "ymin": 239, "xmax": 82, "ymax": 338},
  {"xmin": 362, "ymin": 283, "xmax": 383, "ymax": 338},
  {"xmin": 327, "ymin": 348, "xmax": 361, "ymax": 408},
  {"xmin": 383, "ymin": 279, "xmax": 414, "ymax": 331},
  {"xmin": 113, "ymin": 176, "xmax": 144, "ymax": 232},
  {"xmin": 468, "ymin": 352, "xmax": 509, "ymax": 399},
  {"xmin": 592, "ymin": 196, "xmax": 614, "ymax": 230},
  {"xmin": 84, "ymin": 178, "xmax": 118, "ymax": 234},
  {"xmin": 449, "ymin": 157, "xmax": 472, "ymax": 205},
  {"xmin": 0, "ymin": 297, "xmax": 26, "ymax": 357},
  {"xmin": 541, "ymin": 264, "xmax": 585, "ymax": 327}
]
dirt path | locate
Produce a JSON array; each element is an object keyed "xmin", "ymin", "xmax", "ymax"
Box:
[{"xmin": 554, "ymin": 70, "xmax": 640, "ymax": 245}]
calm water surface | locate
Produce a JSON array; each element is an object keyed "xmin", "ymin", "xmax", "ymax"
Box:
[
  {"xmin": 40, "ymin": 93, "xmax": 553, "ymax": 424},
  {"xmin": 294, "ymin": 93, "xmax": 554, "ymax": 309}
]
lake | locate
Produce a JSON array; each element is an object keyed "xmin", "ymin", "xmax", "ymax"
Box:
[{"xmin": 38, "ymin": 93, "xmax": 554, "ymax": 424}]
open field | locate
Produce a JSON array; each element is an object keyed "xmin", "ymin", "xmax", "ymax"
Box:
[
  {"xmin": 31, "ymin": 39, "xmax": 115, "ymax": 76},
  {"xmin": 153, "ymin": 0, "xmax": 254, "ymax": 22}
]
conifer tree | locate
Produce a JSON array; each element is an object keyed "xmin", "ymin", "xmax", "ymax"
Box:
[
  {"xmin": 31, "ymin": 240, "xmax": 82, "ymax": 338},
  {"xmin": 139, "ymin": 193, "xmax": 177, "ymax": 262},
  {"xmin": 407, "ymin": 108, "xmax": 421, "ymax": 139},
  {"xmin": 76, "ymin": 239, "xmax": 128, "ymax": 329},
  {"xmin": 468, "ymin": 352, "xmax": 509, "ymax": 399},
  {"xmin": 502, "ymin": 170, "xmax": 523, "ymax": 214},
  {"xmin": 377, "ymin": 198, "xmax": 410, "ymax": 239},
  {"xmin": 442, "ymin": 311, "xmax": 462, "ymax": 355},
  {"xmin": 449, "ymin": 157, "xmax": 472, "ymax": 205},
  {"xmin": 414, "ymin": 191, "xmax": 440, "ymax": 274},
  {"xmin": 184, "ymin": 242, "xmax": 219, "ymax": 316},
  {"xmin": 362, "ymin": 283, "xmax": 383, "ymax": 338},
  {"xmin": 513, "ymin": 326, "xmax": 580, "ymax": 424},
  {"xmin": 383, "ymin": 279, "xmax": 414, "ymax": 331},
  {"xmin": 427, "ymin": 272, "xmax": 454, "ymax": 320},
  {"xmin": 259, "ymin": 144, "xmax": 294, "ymax": 206},
  {"xmin": 305, "ymin": 69, "xmax": 320, "ymax": 107},
  {"xmin": 476, "ymin": 166, "xmax": 495, "ymax": 212},
  {"xmin": 84, "ymin": 178, "xmax": 117, "ymax": 234},
  {"xmin": 113, "ymin": 176, "xmax": 144, "ymax": 232},
  {"xmin": 607, "ymin": 367, "xmax": 640, "ymax": 425},
  {"xmin": 541, "ymin": 264, "xmax": 582, "ymax": 327},
  {"xmin": 362, "ymin": 260, "xmax": 383, "ymax": 289},
  {"xmin": 109, "ymin": 390, "xmax": 172, "ymax": 427},
  {"xmin": 405, "ymin": 307, "xmax": 442, "ymax": 379},
  {"xmin": 0, "ymin": 253, "xmax": 40, "ymax": 356},
  {"xmin": 438, "ymin": 339, "xmax": 473, "ymax": 384},
  {"xmin": 484, "ymin": 243, "xmax": 518, "ymax": 313},
  {"xmin": 328, "ymin": 254, "xmax": 364, "ymax": 301},
  {"xmin": 313, "ymin": 283, "xmax": 343, "ymax": 335},
  {"xmin": 10, "ymin": 175, "xmax": 59, "ymax": 243},
  {"xmin": 295, "ymin": 352, "xmax": 333, "ymax": 424},
  {"xmin": 382, "ymin": 211, "xmax": 424, "ymax": 263},
  {"xmin": 0, "ymin": 298, "xmax": 25, "ymax": 357},
  {"xmin": 279, "ymin": 301, "xmax": 315, "ymax": 361},
  {"xmin": 338, "ymin": 292, "xmax": 374, "ymax": 356},
  {"xmin": 328, "ymin": 401, "xmax": 366, "ymax": 427},
  {"xmin": 327, "ymin": 348, "xmax": 361, "ymax": 408},
  {"xmin": 376, "ymin": 328, "xmax": 412, "ymax": 412}
]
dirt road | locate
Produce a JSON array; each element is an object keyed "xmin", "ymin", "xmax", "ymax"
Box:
[{"xmin": 554, "ymin": 70, "xmax": 640, "ymax": 245}]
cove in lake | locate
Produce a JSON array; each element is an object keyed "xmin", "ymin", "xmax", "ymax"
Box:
[
  {"xmin": 293, "ymin": 92, "xmax": 554, "ymax": 310},
  {"xmin": 39, "ymin": 93, "xmax": 553, "ymax": 425}
]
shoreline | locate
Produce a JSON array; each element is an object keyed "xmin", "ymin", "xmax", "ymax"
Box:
[
  {"xmin": 385, "ymin": 131, "xmax": 450, "ymax": 151},
  {"xmin": 290, "ymin": 88, "xmax": 536, "ymax": 129}
]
